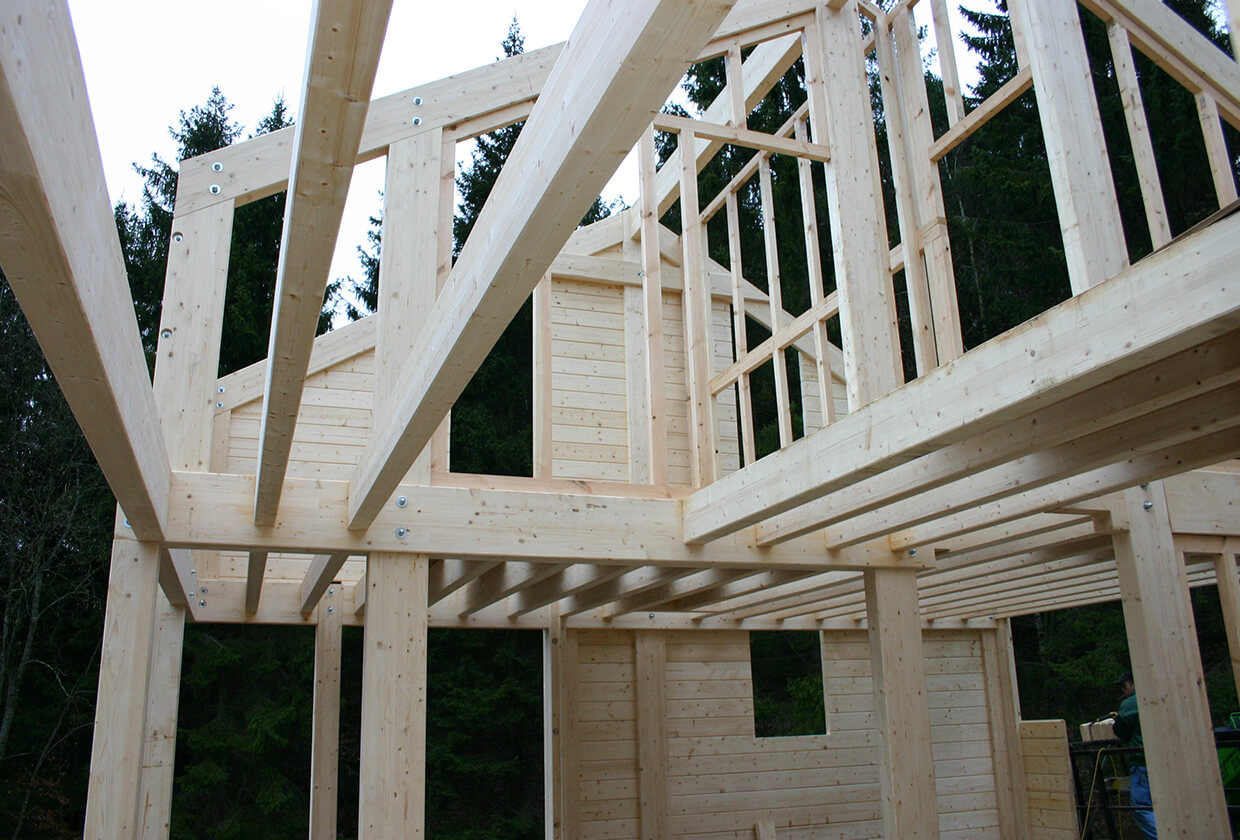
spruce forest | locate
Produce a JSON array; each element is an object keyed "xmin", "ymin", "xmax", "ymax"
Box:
[{"xmin": 0, "ymin": 2, "xmax": 1237, "ymax": 837}]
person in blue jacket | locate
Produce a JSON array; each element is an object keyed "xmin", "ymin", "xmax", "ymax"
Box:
[{"xmin": 1112, "ymin": 670, "xmax": 1157, "ymax": 838}]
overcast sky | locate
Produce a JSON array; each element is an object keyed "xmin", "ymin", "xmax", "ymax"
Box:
[
  {"xmin": 69, "ymin": 0, "xmax": 615, "ymax": 290},
  {"xmin": 68, "ymin": 1, "xmax": 981, "ymax": 293}
]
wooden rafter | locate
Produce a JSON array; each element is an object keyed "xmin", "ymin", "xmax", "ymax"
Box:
[
  {"xmin": 254, "ymin": 0, "xmax": 394, "ymax": 525},
  {"xmin": 0, "ymin": 1, "xmax": 171, "ymax": 542}
]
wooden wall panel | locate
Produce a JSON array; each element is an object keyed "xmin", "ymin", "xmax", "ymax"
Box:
[
  {"xmin": 563, "ymin": 628, "xmax": 1000, "ymax": 839},
  {"xmin": 1019, "ymin": 720, "xmax": 1078, "ymax": 839}
]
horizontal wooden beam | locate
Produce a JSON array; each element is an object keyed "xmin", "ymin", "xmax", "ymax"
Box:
[
  {"xmin": 166, "ymin": 471, "xmax": 916, "ymax": 570},
  {"xmin": 254, "ymin": 0, "xmax": 393, "ymax": 525},
  {"xmin": 0, "ymin": 1, "xmax": 171, "ymax": 540},
  {"xmin": 348, "ymin": 0, "xmax": 739, "ymax": 527},
  {"xmin": 652, "ymin": 113, "xmax": 830, "ymax": 162},
  {"xmin": 684, "ymin": 211, "xmax": 1240, "ymax": 543}
]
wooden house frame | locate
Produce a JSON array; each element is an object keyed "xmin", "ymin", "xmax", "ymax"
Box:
[{"xmin": 1, "ymin": 0, "xmax": 1239, "ymax": 836}]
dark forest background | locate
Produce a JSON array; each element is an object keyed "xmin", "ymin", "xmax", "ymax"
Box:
[{"xmin": 1, "ymin": 2, "xmax": 1238, "ymax": 836}]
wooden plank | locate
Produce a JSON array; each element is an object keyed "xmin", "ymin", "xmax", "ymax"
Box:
[
  {"xmin": 653, "ymin": 113, "xmax": 831, "ymax": 162},
  {"xmin": 682, "ymin": 129, "xmax": 721, "ymax": 486},
  {"xmin": 309, "ymin": 590, "xmax": 343, "ymax": 840},
  {"xmin": 1008, "ymin": 0, "xmax": 1127, "ymax": 293},
  {"xmin": 759, "ymin": 156, "xmax": 794, "ymax": 447},
  {"xmin": 1114, "ymin": 482, "xmax": 1231, "ymax": 837},
  {"xmin": 928, "ymin": 68, "xmax": 1034, "ymax": 163},
  {"xmin": 683, "ymin": 212, "xmax": 1240, "ymax": 544},
  {"xmin": 358, "ymin": 553, "xmax": 429, "ymax": 838},
  {"xmin": 535, "ymin": 275, "xmax": 555, "ymax": 478},
  {"xmin": 865, "ymin": 567, "xmax": 939, "ymax": 837},
  {"xmin": 635, "ymin": 632, "xmax": 669, "ymax": 839},
  {"xmin": 350, "ymin": 0, "xmax": 739, "ymax": 526},
  {"xmin": 254, "ymin": 0, "xmax": 394, "ymax": 524},
  {"xmin": 930, "ymin": 0, "xmax": 965, "ymax": 125},
  {"xmin": 459, "ymin": 562, "xmax": 559, "ymax": 616},
  {"xmin": 85, "ymin": 540, "xmax": 160, "ymax": 840},
  {"xmin": 511, "ymin": 565, "xmax": 631, "ymax": 616},
  {"xmin": 981, "ymin": 623, "xmax": 1030, "ymax": 839},
  {"xmin": 0, "ymin": 1, "xmax": 171, "ymax": 541}
]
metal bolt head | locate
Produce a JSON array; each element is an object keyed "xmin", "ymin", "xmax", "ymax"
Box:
[
  {"xmin": 160, "ymin": 328, "xmax": 172, "ymax": 339},
  {"xmin": 395, "ymin": 527, "xmax": 408, "ymax": 539},
  {"xmin": 413, "ymin": 96, "xmax": 423, "ymax": 106},
  {"xmin": 218, "ymin": 386, "xmax": 226, "ymax": 393},
  {"xmin": 123, "ymin": 517, "xmax": 130, "ymax": 528},
  {"xmin": 198, "ymin": 599, "xmax": 206, "ymax": 607},
  {"xmin": 1142, "ymin": 500, "xmax": 1154, "ymax": 511},
  {"xmin": 1140, "ymin": 482, "xmax": 1149, "ymax": 489},
  {"xmin": 173, "ymin": 232, "xmax": 183, "ymax": 242},
  {"xmin": 412, "ymin": 116, "xmax": 423, "ymax": 126},
  {"xmin": 191, "ymin": 568, "xmax": 196, "ymax": 575},
  {"xmin": 327, "ymin": 605, "xmax": 335, "ymax": 614},
  {"xmin": 209, "ymin": 184, "xmax": 221, "ymax": 195},
  {"xmin": 200, "ymin": 587, "xmax": 207, "ymax": 595},
  {"xmin": 908, "ymin": 548, "xmax": 917, "ymax": 556},
  {"xmin": 216, "ymin": 401, "xmax": 224, "ymax": 408},
  {"xmin": 649, "ymin": 612, "xmax": 655, "ymax": 619},
  {"xmin": 211, "ymin": 161, "xmax": 223, "ymax": 172},
  {"xmin": 396, "ymin": 495, "xmax": 408, "ymax": 508},
  {"xmin": 328, "ymin": 587, "xmax": 335, "ymax": 596}
]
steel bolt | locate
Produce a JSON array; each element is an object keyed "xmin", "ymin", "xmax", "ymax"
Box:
[
  {"xmin": 218, "ymin": 386, "xmax": 226, "ymax": 393},
  {"xmin": 908, "ymin": 548, "xmax": 917, "ymax": 556},
  {"xmin": 161, "ymin": 328, "xmax": 172, "ymax": 339},
  {"xmin": 413, "ymin": 96, "xmax": 423, "ymax": 105},
  {"xmin": 123, "ymin": 518, "xmax": 130, "ymax": 528},
  {"xmin": 198, "ymin": 600, "xmax": 206, "ymax": 607},
  {"xmin": 396, "ymin": 527, "xmax": 408, "ymax": 539},
  {"xmin": 1142, "ymin": 500, "xmax": 1154, "ymax": 511},
  {"xmin": 173, "ymin": 232, "xmax": 183, "ymax": 242},
  {"xmin": 327, "ymin": 606, "xmax": 335, "ymax": 614},
  {"xmin": 209, "ymin": 184, "xmax": 221, "ymax": 195},
  {"xmin": 396, "ymin": 495, "xmax": 408, "ymax": 508},
  {"xmin": 412, "ymin": 116, "xmax": 423, "ymax": 126},
  {"xmin": 216, "ymin": 401, "xmax": 224, "ymax": 408},
  {"xmin": 200, "ymin": 587, "xmax": 207, "ymax": 595},
  {"xmin": 212, "ymin": 161, "xmax": 223, "ymax": 172}
]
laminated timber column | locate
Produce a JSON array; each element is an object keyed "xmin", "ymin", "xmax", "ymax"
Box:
[
  {"xmin": 1008, "ymin": 0, "xmax": 1128, "ymax": 293},
  {"xmin": 864, "ymin": 567, "xmax": 939, "ymax": 839},
  {"xmin": 804, "ymin": 2, "xmax": 903, "ymax": 409},
  {"xmin": 358, "ymin": 553, "xmax": 430, "ymax": 837},
  {"xmin": 1113, "ymin": 482, "xmax": 1229, "ymax": 838},
  {"xmin": 309, "ymin": 587, "xmax": 343, "ymax": 838},
  {"xmin": 545, "ymin": 619, "xmax": 580, "ymax": 840},
  {"xmin": 635, "ymin": 631, "xmax": 669, "ymax": 839},
  {"xmin": 981, "ymin": 619, "xmax": 1031, "ymax": 839},
  {"xmin": 84, "ymin": 540, "xmax": 161, "ymax": 840}
]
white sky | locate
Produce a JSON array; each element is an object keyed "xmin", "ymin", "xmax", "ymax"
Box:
[
  {"xmin": 69, "ymin": 0, "xmax": 627, "ymax": 290},
  {"xmin": 68, "ymin": 1, "xmax": 986, "ymax": 292}
]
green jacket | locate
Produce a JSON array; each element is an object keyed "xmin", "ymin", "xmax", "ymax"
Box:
[{"xmin": 1113, "ymin": 692, "xmax": 1145, "ymax": 768}]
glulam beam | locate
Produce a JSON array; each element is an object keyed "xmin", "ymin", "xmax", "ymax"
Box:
[
  {"xmin": 254, "ymin": 0, "xmax": 394, "ymax": 525},
  {"xmin": 0, "ymin": 1, "xmax": 171, "ymax": 541},
  {"xmin": 349, "ymin": 0, "xmax": 739, "ymax": 527}
]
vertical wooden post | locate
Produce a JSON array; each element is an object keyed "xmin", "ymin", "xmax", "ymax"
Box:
[
  {"xmin": 309, "ymin": 587, "xmax": 343, "ymax": 839},
  {"xmin": 680, "ymin": 128, "xmax": 719, "ymax": 485},
  {"xmin": 85, "ymin": 539, "xmax": 161, "ymax": 840},
  {"xmin": 635, "ymin": 630, "xmax": 669, "ymax": 839},
  {"xmin": 135, "ymin": 199, "xmax": 234, "ymax": 836},
  {"xmin": 1008, "ymin": 0, "xmax": 1128, "ymax": 293},
  {"xmin": 981, "ymin": 621, "xmax": 1031, "ymax": 839},
  {"xmin": 864, "ymin": 567, "xmax": 939, "ymax": 839},
  {"xmin": 804, "ymin": 3, "xmax": 903, "ymax": 409},
  {"xmin": 558, "ymin": 627, "xmax": 581, "ymax": 839},
  {"xmin": 928, "ymin": 0, "xmax": 965, "ymax": 125},
  {"xmin": 533, "ymin": 273, "xmax": 554, "ymax": 479},
  {"xmin": 1112, "ymin": 482, "xmax": 1230, "ymax": 839},
  {"xmin": 758, "ymin": 157, "xmax": 794, "ymax": 446},
  {"xmin": 379, "ymin": 130, "xmax": 445, "ymax": 483},
  {"xmin": 1195, "ymin": 93, "xmax": 1240, "ymax": 207},
  {"xmin": 637, "ymin": 126, "xmax": 668, "ymax": 485},
  {"xmin": 1213, "ymin": 550, "xmax": 1240, "ymax": 701},
  {"xmin": 138, "ymin": 594, "xmax": 185, "ymax": 840},
  {"xmin": 544, "ymin": 611, "xmax": 564, "ymax": 839},
  {"xmin": 357, "ymin": 553, "xmax": 429, "ymax": 838}
]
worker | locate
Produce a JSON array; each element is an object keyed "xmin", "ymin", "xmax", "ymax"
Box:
[{"xmin": 1112, "ymin": 669, "xmax": 1156, "ymax": 838}]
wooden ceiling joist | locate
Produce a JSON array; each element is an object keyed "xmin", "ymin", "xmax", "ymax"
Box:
[
  {"xmin": 685, "ymin": 213, "xmax": 1240, "ymax": 545},
  {"xmin": 0, "ymin": 1, "xmax": 171, "ymax": 542},
  {"xmin": 254, "ymin": 0, "xmax": 394, "ymax": 525},
  {"xmin": 348, "ymin": 0, "xmax": 741, "ymax": 528}
]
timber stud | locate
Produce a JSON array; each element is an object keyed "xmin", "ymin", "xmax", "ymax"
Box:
[
  {"xmin": 395, "ymin": 527, "xmax": 408, "ymax": 539},
  {"xmin": 209, "ymin": 184, "xmax": 221, "ymax": 195},
  {"xmin": 396, "ymin": 495, "xmax": 408, "ymax": 508},
  {"xmin": 1143, "ymin": 500, "xmax": 1154, "ymax": 511}
]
